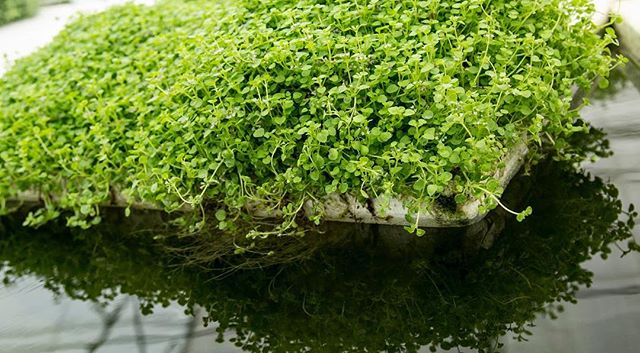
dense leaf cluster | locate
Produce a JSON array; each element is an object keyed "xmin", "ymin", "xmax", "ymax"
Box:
[
  {"xmin": 0, "ymin": 0, "xmax": 38, "ymax": 25},
  {"xmin": 0, "ymin": 0, "xmax": 621, "ymax": 233}
]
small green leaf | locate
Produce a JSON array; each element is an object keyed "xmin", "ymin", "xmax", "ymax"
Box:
[
  {"xmin": 598, "ymin": 78, "xmax": 609, "ymax": 89},
  {"xmin": 80, "ymin": 205, "xmax": 91, "ymax": 215},
  {"xmin": 215, "ymin": 209, "xmax": 227, "ymax": 221},
  {"xmin": 454, "ymin": 193, "xmax": 467, "ymax": 204},
  {"xmin": 316, "ymin": 131, "xmax": 329, "ymax": 143},
  {"xmin": 253, "ymin": 128, "xmax": 265, "ymax": 138},
  {"xmin": 423, "ymin": 128, "xmax": 436, "ymax": 140},
  {"xmin": 328, "ymin": 148, "xmax": 339, "ymax": 161},
  {"xmin": 378, "ymin": 131, "xmax": 393, "ymax": 142}
]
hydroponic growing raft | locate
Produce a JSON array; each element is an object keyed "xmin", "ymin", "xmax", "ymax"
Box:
[{"xmin": 0, "ymin": 0, "xmax": 621, "ymax": 235}]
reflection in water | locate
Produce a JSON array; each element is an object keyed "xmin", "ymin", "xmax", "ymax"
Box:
[
  {"xmin": 0, "ymin": 151, "xmax": 636, "ymax": 352},
  {"xmin": 499, "ymin": 52, "xmax": 640, "ymax": 353}
]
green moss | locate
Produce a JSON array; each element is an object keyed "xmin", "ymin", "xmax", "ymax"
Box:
[
  {"xmin": 0, "ymin": 0, "xmax": 38, "ymax": 25},
  {"xmin": 0, "ymin": 0, "xmax": 622, "ymax": 234}
]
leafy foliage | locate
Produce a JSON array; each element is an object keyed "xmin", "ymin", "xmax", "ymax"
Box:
[
  {"xmin": 0, "ymin": 0, "xmax": 622, "ymax": 234},
  {"xmin": 0, "ymin": 152, "xmax": 637, "ymax": 352},
  {"xmin": 0, "ymin": 0, "xmax": 38, "ymax": 25}
]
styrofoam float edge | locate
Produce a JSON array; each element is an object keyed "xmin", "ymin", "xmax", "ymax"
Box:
[
  {"xmin": 14, "ymin": 142, "xmax": 529, "ymax": 228},
  {"xmin": 301, "ymin": 142, "xmax": 529, "ymax": 228}
]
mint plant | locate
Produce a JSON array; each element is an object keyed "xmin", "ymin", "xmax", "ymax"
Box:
[{"xmin": 0, "ymin": 0, "xmax": 623, "ymax": 235}]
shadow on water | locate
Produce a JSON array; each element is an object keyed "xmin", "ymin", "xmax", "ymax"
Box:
[{"xmin": 0, "ymin": 128, "xmax": 637, "ymax": 353}]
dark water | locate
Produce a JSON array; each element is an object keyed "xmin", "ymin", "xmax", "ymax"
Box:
[{"xmin": 0, "ymin": 64, "xmax": 639, "ymax": 353}]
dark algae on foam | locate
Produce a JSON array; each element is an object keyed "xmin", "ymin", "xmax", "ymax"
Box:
[{"xmin": 0, "ymin": 0, "xmax": 623, "ymax": 236}]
